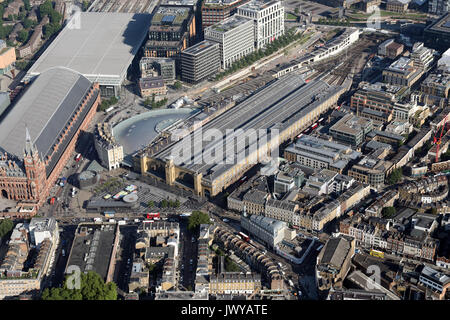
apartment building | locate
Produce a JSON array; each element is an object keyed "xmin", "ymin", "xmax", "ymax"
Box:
[
  {"xmin": 94, "ymin": 123, "xmax": 124, "ymax": 171},
  {"xmin": 348, "ymin": 156, "xmax": 393, "ymax": 188}
]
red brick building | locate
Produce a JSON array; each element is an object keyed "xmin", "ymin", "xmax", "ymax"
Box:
[{"xmin": 0, "ymin": 67, "xmax": 100, "ymax": 216}]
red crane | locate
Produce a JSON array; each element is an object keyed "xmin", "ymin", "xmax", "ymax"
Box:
[{"xmin": 433, "ymin": 115, "xmax": 449, "ymax": 163}]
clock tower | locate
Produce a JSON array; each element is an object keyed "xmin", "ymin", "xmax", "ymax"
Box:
[{"xmin": 23, "ymin": 128, "xmax": 46, "ymax": 201}]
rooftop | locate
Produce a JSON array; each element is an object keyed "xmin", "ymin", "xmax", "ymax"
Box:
[
  {"xmin": 24, "ymin": 13, "xmax": 152, "ymax": 86},
  {"xmin": 182, "ymin": 40, "xmax": 218, "ymax": 56},
  {"xmin": 0, "ymin": 67, "xmax": 92, "ymax": 160},
  {"xmin": 208, "ymin": 15, "xmax": 252, "ymax": 33}
]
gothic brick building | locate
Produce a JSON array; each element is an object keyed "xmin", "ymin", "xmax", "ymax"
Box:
[{"xmin": 0, "ymin": 67, "xmax": 100, "ymax": 216}]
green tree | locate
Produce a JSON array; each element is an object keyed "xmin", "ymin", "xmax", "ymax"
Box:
[
  {"xmin": 147, "ymin": 200, "xmax": 154, "ymax": 208},
  {"xmin": 23, "ymin": 0, "xmax": 31, "ymax": 11},
  {"xmin": 39, "ymin": 0, "xmax": 53, "ymax": 19},
  {"xmin": 174, "ymin": 81, "xmax": 182, "ymax": 90},
  {"xmin": 381, "ymin": 207, "xmax": 396, "ymax": 219},
  {"xmin": 0, "ymin": 219, "xmax": 14, "ymax": 238},
  {"xmin": 387, "ymin": 168, "xmax": 403, "ymax": 185},
  {"xmin": 174, "ymin": 199, "xmax": 180, "ymax": 208},
  {"xmin": 42, "ymin": 271, "xmax": 117, "ymax": 300},
  {"xmin": 17, "ymin": 29, "xmax": 28, "ymax": 43},
  {"xmin": 294, "ymin": 8, "xmax": 299, "ymax": 14},
  {"xmin": 23, "ymin": 18, "xmax": 34, "ymax": 29},
  {"xmin": 187, "ymin": 211, "xmax": 211, "ymax": 231},
  {"xmin": 143, "ymin": 97, "xmax": 152, "ymax": 107},
  {"xmin": 160, "ymin": 199, "xmax": 168, "ymax": 208}
]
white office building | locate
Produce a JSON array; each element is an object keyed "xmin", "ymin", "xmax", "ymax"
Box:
[
  {"xmin": 204, "ymin": 15, "xmax": 255, "ymax": 69},
  {"xmin": 27, "ymin": 217, "xmax": 58, "ymax": 247},
  {"xmin": 237, "ymin": 0, "xmax": 285, "ymax": 49}
]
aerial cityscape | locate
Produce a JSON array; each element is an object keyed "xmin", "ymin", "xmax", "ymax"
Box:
[{"xmin": 0, "ymin": 0, "xmax": 449, "ymax": 306}]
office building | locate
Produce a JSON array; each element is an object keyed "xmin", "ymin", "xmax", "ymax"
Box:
[
  {"xmin": 240, "ymin": 214, "xmax": 288, "ymax": 248},
  {"xmin": 419, "ymin": 266, "xmax": 450, "ymax": 299},
  {"xmin": 348, "ymin": 156, "xmax": 393, "ymax": 188},
  {"xmin": 236, "ymin": 0, "xmax": 284, "ymax": 49},
  {"xmin": 139, "ymin": 77, "xmax": 167, "ymax": 99},
  {"xmin": 382, "ymin": 57, "xmax": 424, "ymax": 87},
  {"xmin": 351, "ymin": 82, "xmax": 406, "ymax": 119},
  {"xmin": 0, "ymin": 67, "xmax": 100, "ymax": 214},
  {"xmin": 145, "ymin": 6, "xmax": 196, "ymax": 69},
  {"xmin": 421, "ymin": 67, "xmax": 450, "ymax": 98},
  {"xmin": 140, "ymin": 57, "xmax": 176, "ymax": 82},
  {"xmin": 284, "ymin": 135, "xmax": 361, "ymax": 173},
  {"xmin": 411, "ymin": 42, "xmax": 436, "ymax": 71},
  {"xmin": 204, "ymin": 15, "xmax": 255, "ymax": 69},
  {"xmin": 329, "ymin": 113, "xmax": 373, "ymax": 147},
  {"xmin": 201, "ymin": 0, "xmax": 250, "ymax": 29},
  {"xmin": 94, "ymin": 123, "xmax": 124, "ymax": 171},
  {"xmin": 181, "ymin": 40, "xmax": 220, "ymax": 83}
]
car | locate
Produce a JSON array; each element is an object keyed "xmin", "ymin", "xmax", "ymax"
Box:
[
  {"xmin": 191, "ymin": 237, "xmax": 195, "ymax": 243},
  {"xmin": 223, "ymin": 218, "xmax": 229, "ymax": 223},
  {"xmin": 181, "ymin": 264, "xmax": 184, "ymax": 269},
  {"xmin": 189, "ymin": 259, "xmax": 193, "ymax": 265}
]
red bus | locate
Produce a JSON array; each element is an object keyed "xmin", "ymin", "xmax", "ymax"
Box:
[
  {"xmin": 146, "ymin": 212, "xmax": 160, "ymax": 219},
  {"xmin": 75, "ymin": 153, "xmax": 82, "ymax": 162},
  {"xmin": 238, "ymin": 232, "xmax": 250, "ymax": 242}
]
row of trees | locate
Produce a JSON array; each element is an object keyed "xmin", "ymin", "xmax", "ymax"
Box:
[
  {"xmin": 40, "ymin": 0, "xmax": 62, "ymax": 39},
  {"xmin": 214, "ymin": 28, "xmax": 308, "ymax": 81},
  {"xmin": 143, "ymin": 96, "xmax": 168, "ymax": 109},
  {"xmin": 98, "ymin": 96, "xmax": 119, "ymax": 112},
  {"xmin": 42, "ymin": 271, "xmax": 117, "ymax": 300}
]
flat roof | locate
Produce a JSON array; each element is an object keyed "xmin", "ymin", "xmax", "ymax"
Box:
[
  {"xmin": 0, "ymin": 67, "xmax": 92, "ymax": 160},
  {"xmin": 24, "ymin": 13, "xmax": 151, "ymax": 86}
]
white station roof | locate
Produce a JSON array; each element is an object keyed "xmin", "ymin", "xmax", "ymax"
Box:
[{"xmin": 24, "ymin": 12, "xmax": 151, "ymax": 86}]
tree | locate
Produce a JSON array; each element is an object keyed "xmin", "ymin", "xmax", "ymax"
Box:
[
  {"xmin": 174, "ymin": 81, "xmax": 182, "ymax": 90},
  {"xmin": 0, "ymin": 219, "xmax": 14, "ymax": 238},
  {"xmin": 143, "ymin": 97, "xmax": 152, "ymax": 107},
  {"xmin": 187, "ymin": 211, "xmax": 211, "ymax": 231},
  {"xmin": 294, "ymin": 8, "xmax": 299, "ymax": 14},
  {"xmin": 42, "ymin": 271, "xmax": 117, "ymax": 300},
  {"xmin": 381, "ymin": 207, "xmax": 396, "ymax": 219},
  {"xmin": 160, "ymin": 199, "xmax": 168, "ymax": 208},
  {"xmin": 23, "ymin": 18, "xmax": 34, "ymax": 29},
  {"xmin": 387, "ymin": 168, "xmax": 403, "ymax": 185},
  {"xmin": 147, "ymin": 200, "xmax": 154, "ymax": 208},
  {"xmin": 174, "ymin": 199, "xmax": 180, "ymax": 208},
  {"xmin": 17, "ymin": 29, "xmax": 28, "ymax": 43},
  {"xmin": 39, "ymin": 0, "xmax": 53, "ymax": 19},
  {"xmin": 23, "ymin": 0, "xmax": 31, "ymax": 11}
]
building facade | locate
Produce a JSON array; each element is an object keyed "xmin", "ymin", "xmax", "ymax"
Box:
[
  {"xmin": 236, "ymin": 0, "xmax": 284, "ymax": 49},
  {"xmin": 204, "ymin": 15, "xmax": 255, "ymax": 69},
  {"xmin": 181, "ymin": 40, "xmax": 220, "ymax": 83}
]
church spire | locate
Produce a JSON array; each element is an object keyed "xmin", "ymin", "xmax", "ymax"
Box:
[{"xmin": 24, "ymin": 125, "xmax": 37, "ymax": 157}]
